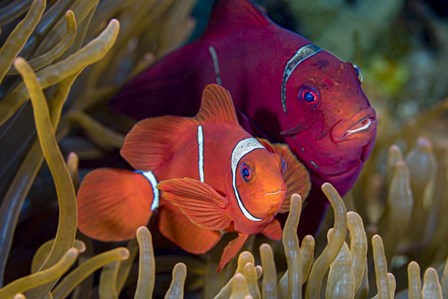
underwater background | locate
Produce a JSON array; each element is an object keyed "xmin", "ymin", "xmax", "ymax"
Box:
[{"xmin": 0, "ymin": 0, "xmax": 448, "ymax": 297}]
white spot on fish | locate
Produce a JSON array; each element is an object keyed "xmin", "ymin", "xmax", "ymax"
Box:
[{"xmin": 310, "ymin": 160, "xmax": 319, "ymax": 169}]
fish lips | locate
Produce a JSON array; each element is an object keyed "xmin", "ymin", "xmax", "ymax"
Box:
[
  {"xmin": 282, "ymin": 107, "xmax": 377, "ymax": 182},
  {"xmin": 263, "ymin": 188, "xmax": 286, "ymax": 215},
  {"xmin": 317, "ymin": 120, "xmax": 377, "ymax": 180},
  {"xmin": 296, "ymin": 112, "xmax": 376, "ymax": 179},
  {"xmin": 331, "ymin": 108, "xmax": 377, "ymax": 145},
  {"xmin": 322, "ymin": 109, "xmax": 377, "ymax": 175},
  {"xmin": 248, "ymin": 188, "xmax": 286, "ymax": 219}
]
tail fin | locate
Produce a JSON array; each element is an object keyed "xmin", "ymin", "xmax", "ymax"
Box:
[{"xmin": 77, "ymin": 168, "xmax": 154, "ymax": 241}]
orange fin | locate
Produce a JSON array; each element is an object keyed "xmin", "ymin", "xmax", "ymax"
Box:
[
  {"xmin": 120, "ymin": 116, "xmax": 194, "ymax": 171},
  {"xmin": 218, "ymin": 233, "xmax": 249, "ymax": 271},
  {"xmin": 77, "ymin": 168, "xmax": 154, "ymax": 241},
  {"xmin": 159, "ymin": 207, "xmax": 221, "ymax": 254},
  {"xmin": 255, "ymin": 137, "xmax": 276, "ymax": 153},
  {"xmin": 273, "ymin": 143, "xmax": 311, "ymax": 212},
  {"xmin": 195, "ymin": 84, "xmax": 238, "ymax": 124},
  {"xmin": 158, "ymin": 177, "xmax": 232, "ymax": 230},
  {"xmin": 258, "ymin": 138, "xmax": 311, "ymax": 213},
  {"xmin": 261, "ymin": 219, "xmax": 282, "ymax": 241}
]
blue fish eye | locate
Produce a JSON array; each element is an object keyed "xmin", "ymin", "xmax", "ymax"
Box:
[
  {"xmin": 241, "ymin": 163, "xmax": 252, "ymax": 182},
  {"xmin": 304, "ymin": 91, "xmax": 315, "ymax": 102},
  {"xmin": 298, "ymin": 85, "xmax": 320, "ymax": 108}
]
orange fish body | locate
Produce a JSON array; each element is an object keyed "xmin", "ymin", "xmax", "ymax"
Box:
[{"xmin": 77, "ymin": 84, "xmax": 310, "ymax": 269}]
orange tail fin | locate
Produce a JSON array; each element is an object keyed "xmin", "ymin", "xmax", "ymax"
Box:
[{"xmin": 77, "ymin": 168, "xmax": 156, "ymax": 241}]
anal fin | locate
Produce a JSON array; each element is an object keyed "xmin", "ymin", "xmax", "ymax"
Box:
[{"xmin": 159, "ymin": 207, "xmax": 221, "ymax": 254}]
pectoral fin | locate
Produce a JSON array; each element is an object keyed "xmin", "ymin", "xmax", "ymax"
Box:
[
  {"xmin": 274, "ymin": 143, "xmax": 310, "ymax": 213},
  {"xmin": 158, "ymin": 177, "xmax": 232, "ymax": 231},
  {"xmin": 257, "ymin": 138, "xmax": 311, "ymax": 213}
]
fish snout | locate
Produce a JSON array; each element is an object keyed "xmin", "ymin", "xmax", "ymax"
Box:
[
  {"xmin": 263, "ymin": 188, "xmax": 286, "ymax": 216},
  {"xmin": 332, "ymin": 108, "xmax": 377, "ymax": 143}
]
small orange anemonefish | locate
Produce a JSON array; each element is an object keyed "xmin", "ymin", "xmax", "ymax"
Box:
[{"xmin": 77, "ymin": 84, "xmax": 310, "ymax": 270}]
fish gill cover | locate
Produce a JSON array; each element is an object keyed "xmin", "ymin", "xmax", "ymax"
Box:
[{"xmin": 0, "ymin": 0, "xmax": 447, "ymax": 298}]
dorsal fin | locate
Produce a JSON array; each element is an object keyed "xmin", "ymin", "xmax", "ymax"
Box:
[
  {"xmin": 195, "ymin": 84, "xmax": 238, "ymax": 124},
  {"xmin": 121, "ymin": 116, "xmax": 195, "ymax": 171},
  {"xmin": 204, "ymin": 0, "xmax": 271, "ymax": 36}
]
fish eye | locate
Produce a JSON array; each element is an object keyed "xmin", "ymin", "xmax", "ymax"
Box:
[
  {"xmin": 298, "ymin": 85, "xmax": 320, "ymax": 108},
  {"xmin": 240, "ymin": 163, "xmax": 252, "ymax": 182},
  {"xmin": 353, "ymin": 64, "xmax": 363, "ymax": 82}
]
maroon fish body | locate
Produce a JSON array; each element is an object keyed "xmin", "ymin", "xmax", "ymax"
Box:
[{"xmin": 111, "ymin": 0, "xmax": 377, "ymax": 236}]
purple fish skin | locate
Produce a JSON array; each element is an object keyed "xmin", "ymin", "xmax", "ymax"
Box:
[{"xmin": 110, "ymin": 0, "xmax": 377, "ymax": 237}]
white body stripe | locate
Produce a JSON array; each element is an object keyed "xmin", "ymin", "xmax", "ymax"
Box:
[
  {"xmin": 281, "ymin": 44, "xmax": 321, "ymax": 113},
  {"xmin": 197, "ymin": 125, "xmax": 205, "ymax": 182},
  {"xmin": 208, "ymin": 46, "xmax": 223, "ymax": 85},
  {"xmin": 137, "ymin": 170, "xmax": 159, "ymax": 210},
  {"xmin": 231, "ymin": 138, "xmax": 265, "ymax": 222}
]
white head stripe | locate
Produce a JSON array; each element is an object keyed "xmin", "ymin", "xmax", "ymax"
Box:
[
  {"xmin": 281, "ymin": 43, "xmax": 321, "ymax": 113},
  {"xmin": 197, "ymin": 125, "xmax": 205, "ymax": 182},
  {"xmin": 231, "ymin": 138, "xmax": 265, "ymax": 222},
  {"xmin": 136, "ymin": 170, "xmax": 159, "ymax": 210}
]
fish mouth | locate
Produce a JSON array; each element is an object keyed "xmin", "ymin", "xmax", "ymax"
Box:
[
  {"xmin": 263, "ymin": 189, "xmax": 286, "ymax": 196},
  {"xmin": 346, "ymin": 118, "xmax": 373, "ymax": 136},
  {"xmin": 262, "ymin": 189, "xmax": 286, "ymax": 216},
  {"xmin": 332, "ymin": 109, "xmax": 376, "ymax": 142}
]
